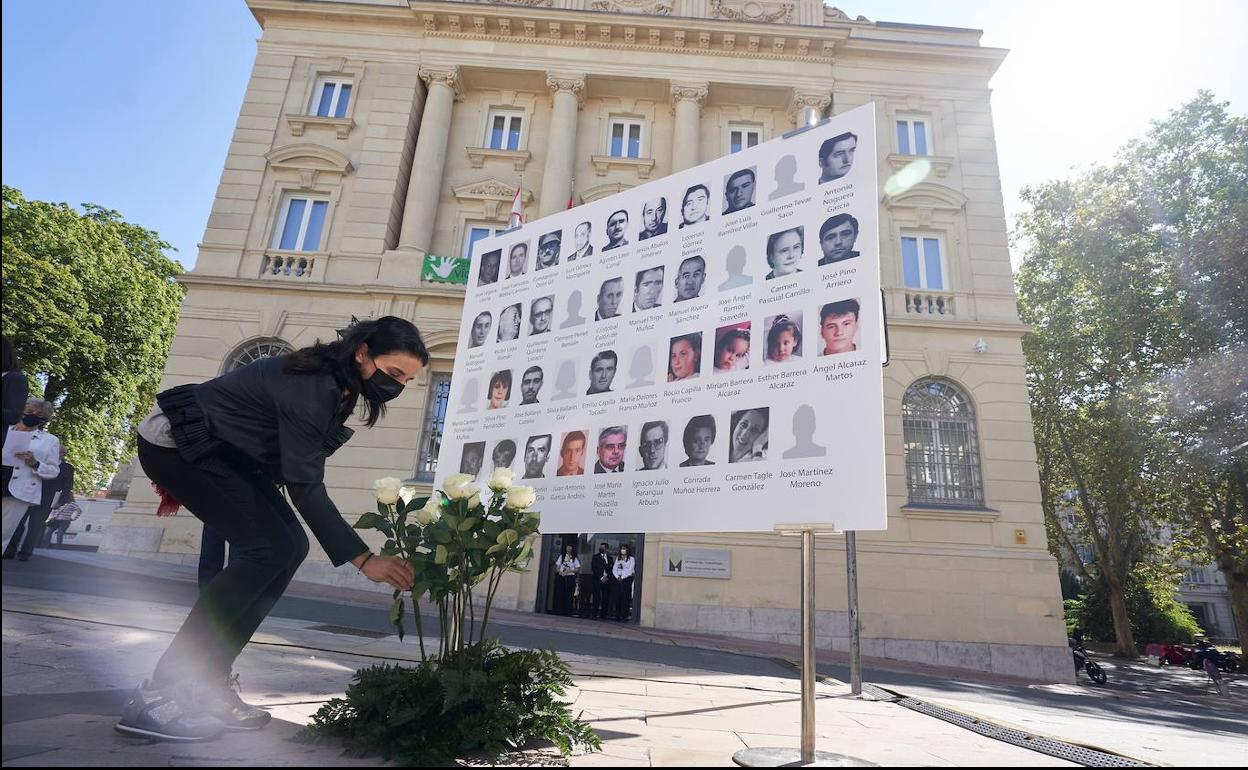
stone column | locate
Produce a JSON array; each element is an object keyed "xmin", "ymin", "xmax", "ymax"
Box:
[
  {"xmin": 791, "ymin": 90, "xmax": 832, "ymax": 128},
  {"xmin": 397, "ymin": 66, "xmax": 461, "ymax": 254},
  {"xmin": 670, "ymin": 83, "xmax": 708, "ymax": 173},
  {"xmin": 538, "ymin": 73, "xmax": 585, "ymax": 217}
]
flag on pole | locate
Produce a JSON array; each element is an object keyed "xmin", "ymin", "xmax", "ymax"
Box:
[
  {"xmin": 509, "ymin": 183, "xmax": 524, "ymax": 228},
  {"xmin": 567, "ymin": 177, "xmax": 576, "ymax": 210}
]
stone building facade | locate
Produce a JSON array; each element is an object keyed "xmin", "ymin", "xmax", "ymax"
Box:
[{"xmin": 106, "ymin": 0, "xmax": 1072, "ymax": 680}]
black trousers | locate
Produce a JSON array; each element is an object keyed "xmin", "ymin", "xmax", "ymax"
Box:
[
  {"xmin": 554, "ymin": 574, "xmax": 575, "ymax": 615},
  {"xmin": 198, "ymin": 524, "xmax": 231, "ymax": 590},
  {"xmin": 612, "ymin": 576, "xmax": 634, "ymax": 620},
  {"xmin": 138, "ymin": 437, "xmax": 309, "ymax": 687},
  {"xmin": 44, "ymin": 519, "xmax": 71, "ymax": 546},
  {"xmin": 3, "ymin": 505, "xmax": 50, "ymax": 558},
  {"xmin": 591, "ymin": 577, "xmax": 611, "ymax": 618}
]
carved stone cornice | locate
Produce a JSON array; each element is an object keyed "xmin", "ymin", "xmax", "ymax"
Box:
[
  {"xmin": 453, "ymin": 177, "xmax": 534, "ymax": 220},
  {"xmin": 589, "ymin": 0, "xmax": 673, "ymax": 16},
  {"xmin": 483, "ymin": 0, "xmax": 553, "ymax": 6},
  {"xmin": 710, "ymin": 0, "xmax": 794, "ymax": 24},
  {"xmin": 546, "ymin": 73, "xmax": 587, "ymax": 107},
  {"xmin": 419, "ymin": 66, "xmax": 462, "ymax": 97}
]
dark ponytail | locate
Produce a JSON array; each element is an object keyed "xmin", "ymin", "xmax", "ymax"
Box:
[{"xmin": 284, "ymin": 316, "xmax": 429, "ymax": 427}]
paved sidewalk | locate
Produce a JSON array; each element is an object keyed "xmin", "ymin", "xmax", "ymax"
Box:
[
  {"xmin": 2, "ymin": 578, "xmax": 1078, "ymax": 767},
  {"xmin": 4, "ymin": 552, "xmax": 1245, "ymax": 766}
]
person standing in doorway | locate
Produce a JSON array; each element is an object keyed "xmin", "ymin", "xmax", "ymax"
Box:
[
  {"xmin": 553, "ymin": 543, "xmax": 580, "ymax": 615},
  {"xmin": 611, "ymin": 544, "xmax": 636, "ymax": 621},
  {"xmin": 591, "ymin": 542, "xmax": 614, "ymax": 620}
]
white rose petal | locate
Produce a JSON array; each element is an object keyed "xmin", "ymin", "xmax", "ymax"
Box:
[
  {"xmin": 373, "ymin": 477, "xmax": 403, "ymax": 506},
  {"xmin": 468, "ymin": 492, "xmax": 481, "ymax": 509},
  {"xmin": 443, "ymin": 476, "xmax": 472, "ymax": 500},
  {"xmin": 506, "ymin": 486, "xmax": 537, "ymax": 510},
  {"xmin": 487, "ymin": 467, "xmax": 516, "ymax": 492}
]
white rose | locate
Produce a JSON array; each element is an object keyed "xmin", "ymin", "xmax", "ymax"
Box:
[
  {"xmin": 414, "ymin": 496, "xmax": 441, "ymax": 526},
  {"xmin": 373, "ymin": 477, "xmax": 403, "ymax": 506},
  {"xmin": 487, "ymin": 467, "xmax": 516, "ymax": 492},
  {"xmin": 443, "ymin": 473, "xmax": 475, "ymax": 500},
  {"xmin": 468, "ymin": 492, "xmax": 481, "ymax": 509},
  {"xmin": 506, "ymin": 486, "xmax": 537, "ymax": 510}
]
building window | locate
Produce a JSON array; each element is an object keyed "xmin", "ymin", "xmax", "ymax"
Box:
[
  {"xmin": 900, "ymin": 234, "xmax": 947, "ymax": 290},
  {"xmin": 272, "ymin": 195, "xmax": 329, "ymax": 252},
  {"xmin": 462, "ymin": 224, "xmax": 506, "ymax": 260},
  {"xmin": 608, "ymin": 118, "xmax": 644, "ymax": 159},
  {"xmin": 902, "ymin": 378, "xmax": 984, "ymax": 507},
  {"xmin": 897, "ymin": 118, "xmax": 930, "ymax": 156},
  {"xmin": 485, "ymin": 110, "xmax": 524, "ymax": 151},
  {"xmin": 310, "ymin": 78, "xmax": 352, "ymax": 118},
  {"xmin": 728, "ymin": 124, "xmax": 761, "ymax": 154},
  {"xmin": 414, "ymin": 374, "xmax": 453, "ymax": 483},
  {"xmin": 224, "ymin": 338, "xmax": 293, "ymax": 374}
]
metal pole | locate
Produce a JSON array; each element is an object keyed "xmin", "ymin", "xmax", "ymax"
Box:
[
  {"xmin": 846, "ymin": 530, "xmax": 862, "ymax": 695},
  {"xmin": 801, "ymin": 528, "xmax": 816, "ymax": 763}
]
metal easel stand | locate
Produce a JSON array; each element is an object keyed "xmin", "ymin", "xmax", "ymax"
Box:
[{"xmin": 732, "ymin": 527, "xmax": 875, "ymax": 767}]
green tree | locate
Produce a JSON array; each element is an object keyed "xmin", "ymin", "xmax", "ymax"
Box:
[
  {"xmin": 1018, "ymin": 92, "xmax": 1248, "ymax": 659},
  {"xmin": 1, "ymin": 185, "xmax": 184, "ymax": 489}
]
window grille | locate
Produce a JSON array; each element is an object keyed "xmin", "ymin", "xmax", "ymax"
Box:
[
  {"xmin": 902, "ymin": 379, "xmax": 984, "ymax": 506},
  {"xmin": 413, "ymin": 374, "xmax": 452, "ymax": 482}
]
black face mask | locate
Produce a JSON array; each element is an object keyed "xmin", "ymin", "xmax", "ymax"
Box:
[
  {"xmin": 21, "ymin": 414, "xmax": 46, "ymax": 428},
  {"xmin": 361, "ymin": 360, "xmax": 405, "ymax": 403}
]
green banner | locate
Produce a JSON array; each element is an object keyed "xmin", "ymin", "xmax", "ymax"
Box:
[{"xmin": 421, "ymin": 254, "xmax": 471, "ymax": 285}]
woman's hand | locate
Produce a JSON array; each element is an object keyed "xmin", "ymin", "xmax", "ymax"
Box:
[{"xmin": 355, "ymin": 553, "xmax": 415, "ymax": 590}]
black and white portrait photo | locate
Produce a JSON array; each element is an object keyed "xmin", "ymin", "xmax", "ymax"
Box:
[
  {"xmin": 818, "ymin": 131, "xmax": 857, "ymax": 183},
  {"xmin": 459, "ymin": 441, "xmax": 486, "ymax": 479},
  {"xmin": 595, "ymin": 276, "xmax": 625, "ymax": 321},
  {"xmin": 497, "ymin": 302, "xmax": 522, "ymax": 342},
  {"xmin": 639, "ymin": 197, "xmax": 668, "ymax": 240},
  {"xmin": 536, "ymin": 230, "xmax": 562, "ymax": 271},
  {"xmin": 818, "ymin": 213, "xmax": 860, "ymax": 266},
  {"xmin": 529, "ymin": 295, "xmax": 554, "ymax": 335},
  {"xmin": 522, "ymin": 434, "xmax": 553, "ymax": 479},
  {"xmin": 603, "ymin": 209, "xmax": 630, "ymax": 251},
  {"xmin": 477, "ymin": 248, "xmax": 501, "ymax": 286},
  {"xmin": 491, "ymin": 439, "xmax": 517, "ymax": 470},
  {"xmin": 633, "ymin": 265, "xmax": 664, "ymax": 312},
  {"xmin": 723, "ymin": 167, "xmax": 757, "ymax": 215},
  {"xmin": 468, "ymin": 310, "xmax": 492, "ymax": 349},
  {"xmin": 679, "ymin": 184, "xmax": 711, "ymax": 228},
  {"xmin": 728, "ymin": 407, "xmax": 769, "ymax": 464},
  {"xmin": 680, "ymin": 414, "xmax": 717, "ymax": 467},
  {"xmin": 505, "ymin": 241, "xmax": 529, "ymax": 279},
  {"xmin": 519, "ymin": 365, "xmax": 544, "ymax": 405},
  {"xmin": 764, "ymin": 226, "xmax": 805, "ymax": 280},
  {"xmin": 587, "ymin": 349, "xmax": 618, "ymax": 395},
  {"xmin": 570, "ymin": 221, "xmax": 593, "ymax": 261},
  {"xmin": 674, "ymin": 256, "xmax": 706, "ymax": 302},
  {"xmin": 638, "ymin": 420, "xmax": 669, "ymax": 471}
]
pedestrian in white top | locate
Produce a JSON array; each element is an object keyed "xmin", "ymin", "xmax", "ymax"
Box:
[
  {"xmin": 552, "ymin": 544, "xmax": 581, "ymax": 616},
  {"xmin": 611, "ymin": 544, "xmax": 636, "ymax": 621},
  {"xmin": 2, "ymin": 399, "xmax": 61, "ymax": 553}
]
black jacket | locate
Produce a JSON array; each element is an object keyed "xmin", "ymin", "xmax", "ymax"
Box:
[
  {"xmin": 2, "ymin": 370, "xmax": 30, "ymax": 447},
  {"xmin": 592, "ymin": 551, "xmax": 614, "ymax": 580},
  {"xmin": 40, "ymin": 460, "xmax": 74, "ymax": 510},
  {"xmin": 160, "ymin": 356, "xmax": 366, "ymax": 566}
]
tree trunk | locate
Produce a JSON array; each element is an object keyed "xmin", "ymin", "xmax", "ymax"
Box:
[
  {"xmin": 1224, "ymin": 571, "xmax": 1248, "ymax": 669},
  {"xmin": 1106, "ymin": 575, "xmax": 1137, "ymax": 657}
]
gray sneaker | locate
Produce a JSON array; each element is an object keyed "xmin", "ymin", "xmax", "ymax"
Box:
[
  {"xmin": 115, "ymin": 680, "xmax": 225, "ymax": 742},
  {"xmin": 197, "ymin": 673, "xmax": 272, "ymax": 731}
]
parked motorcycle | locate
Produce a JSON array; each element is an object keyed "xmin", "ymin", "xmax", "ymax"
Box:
[{"xmin": 1070, "ymin": 636, "xmax": 1108, "ymax": 684}]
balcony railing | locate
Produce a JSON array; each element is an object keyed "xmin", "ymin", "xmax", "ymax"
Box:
[
  {"xmin": 904, "ymin": 290, "xmax": 956, "ymax": 316},
  {"xmin": 261, "ymin": 251, "xmax": 319, "ymax": 280}
]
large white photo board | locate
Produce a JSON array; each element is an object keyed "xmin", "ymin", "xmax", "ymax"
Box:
[{"xmin": 435, "ymin": 103, "xmax": 886, "ymax": 533}]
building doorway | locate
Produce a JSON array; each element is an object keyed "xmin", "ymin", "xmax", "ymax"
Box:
[{"xmin": 536, "ymin": 533, "xmax": 643, "ymax": 623}]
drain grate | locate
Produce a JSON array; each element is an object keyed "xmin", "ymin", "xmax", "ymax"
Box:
[
  {"xmin": 893, "ymin": 696, "xmax": 1151, "ymax": 767},
  {"xmin": 305, "ymin": 623, "xmax": 391, "ymax": 639}
]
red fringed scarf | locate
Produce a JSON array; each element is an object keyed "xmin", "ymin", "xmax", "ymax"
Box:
[{"xmin": 152, "ymin": 482, "xmax": 182, "ymax": 516}]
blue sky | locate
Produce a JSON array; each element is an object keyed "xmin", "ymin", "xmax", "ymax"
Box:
[{"xmin": 3, "ymin": 1, "xmax": 1245, "ymax": 270}]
